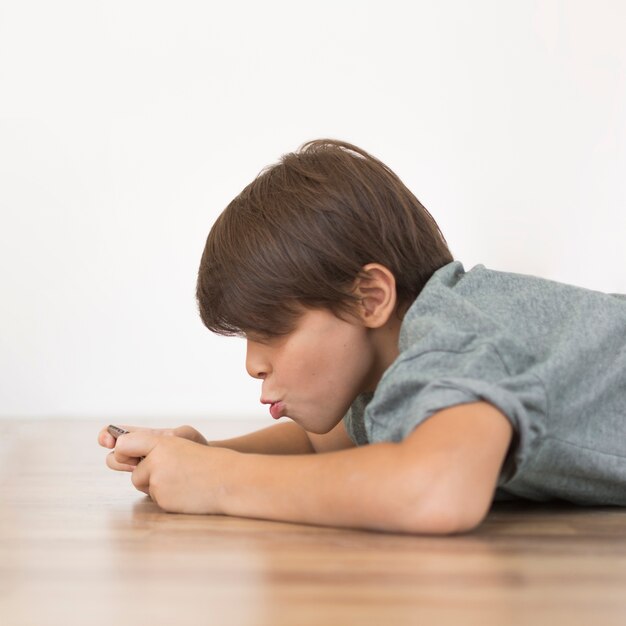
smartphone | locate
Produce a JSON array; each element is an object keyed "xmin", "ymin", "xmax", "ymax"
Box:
[
  {"xmin": 107, "ymin": 424, "xmax": 145, "ymax": 461},
  {"xmin": 107, "ymin": 424, "xmax": 130, "ymax": 439}
]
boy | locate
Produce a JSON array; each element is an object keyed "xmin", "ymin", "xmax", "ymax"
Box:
[{"xmin": 98, "ymin": 139, "xmax": 626, "ymax": 535}]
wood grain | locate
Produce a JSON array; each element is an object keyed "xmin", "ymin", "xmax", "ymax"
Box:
[{"xmin": 1, "ymin": 418, "xmax": 626, "ymax": 626}]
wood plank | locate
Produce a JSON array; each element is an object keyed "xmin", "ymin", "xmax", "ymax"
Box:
[{"xmin": 1, "ymin": 418, "xmax": 626, "ymax": 626}]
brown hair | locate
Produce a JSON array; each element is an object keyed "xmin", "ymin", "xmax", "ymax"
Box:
[{"xmin": 196, "ymin": 138, "xmax": 453, "ymax": 338}]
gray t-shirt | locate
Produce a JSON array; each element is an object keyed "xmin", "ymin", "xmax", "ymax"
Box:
[{"xmin": 343, "ymin": 261, "xmax": 626, "ymax": 505}]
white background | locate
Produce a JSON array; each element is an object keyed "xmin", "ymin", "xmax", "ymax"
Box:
[{"xmin": 1, "ymin": 1, "xmax": 625, "ymax": 421}]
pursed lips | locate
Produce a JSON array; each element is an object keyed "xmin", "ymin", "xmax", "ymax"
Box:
[{"xmin": 261, "ymin": 398, "xmax": 286, "ymax": 419}]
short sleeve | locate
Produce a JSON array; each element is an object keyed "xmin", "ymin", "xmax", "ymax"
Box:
[
  {"xmin": 342, "ymin": 392, "xmax": 374, "ymax": 446},
  {"xmin": 363, "ymin": 339, "xmax": 548, "ymax": 484}
]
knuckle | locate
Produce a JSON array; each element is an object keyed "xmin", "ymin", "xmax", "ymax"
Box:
[
  {"xmin": 131, "ymin": 469, "xmax": 141, "ymax": 489},
  {"xmin": 148, "ymin": 478, "xmax": 173, "ymax": 511}
]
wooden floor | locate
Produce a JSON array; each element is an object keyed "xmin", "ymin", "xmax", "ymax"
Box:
[{"xmin": 2, "ymin": 418, "xmax": 626, "ymax": 626}]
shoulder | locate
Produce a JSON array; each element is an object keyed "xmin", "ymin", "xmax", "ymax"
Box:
[{"xmin": 362, "ymin": 334, "xmax": 548, "ymax": 482}]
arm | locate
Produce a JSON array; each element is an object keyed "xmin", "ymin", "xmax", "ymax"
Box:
[
  {"xmin": 220, "ymin": 440, "xmax": 428, "ymax": 534},
  {"xmin": 206, "ymin": 417, "xmax": 356, "ymax": 455},
  {"xmin": 206, "ymin": 421, "xmax": 315, "ymax": 455},
  {"xmin": 218, "ymin": 401, "xmax": 513, "ymax": 535}
]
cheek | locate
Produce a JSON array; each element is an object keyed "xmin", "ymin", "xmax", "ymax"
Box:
[{"xmin": 309, "ymin": 333, "xmax": 370, "ymax": 385}]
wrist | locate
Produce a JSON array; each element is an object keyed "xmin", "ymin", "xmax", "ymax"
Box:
[{"xmin": 213, "ymin": 447, "xmax": 241, "ymax": 514}]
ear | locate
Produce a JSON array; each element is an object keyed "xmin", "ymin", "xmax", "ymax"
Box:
[{"xmin": 353, "ymin": 263, "xmax": 398, "ymax": 329}]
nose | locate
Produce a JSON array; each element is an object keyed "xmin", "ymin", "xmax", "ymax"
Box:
[{"xmin": 245, "ymin": 339, "xmax": 271, "ymax": 379}]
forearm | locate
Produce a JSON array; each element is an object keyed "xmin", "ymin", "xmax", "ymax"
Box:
[
  {"xmin": 219, "ymin": 442, "xmax": 436, "ymax": 534},
  {"xmin": 207, "ymin": 421, "xmax": 315, "ymax": 455}
]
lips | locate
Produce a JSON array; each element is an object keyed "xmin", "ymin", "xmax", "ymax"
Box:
[
  {"xmin": 261, "ymin": 400, "xmax": 285, "ymax": 420},
  {"xmin": 269, "ymin": 401, "xmax": 285, "ymax": 420}
]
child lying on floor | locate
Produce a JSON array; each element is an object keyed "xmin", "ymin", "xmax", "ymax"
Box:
[{"xmin": 98, "ymin": 138, "xmax": 626, "ymax": 534}]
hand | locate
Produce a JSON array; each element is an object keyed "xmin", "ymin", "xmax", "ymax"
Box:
[
  {"xmin": 111, "ymin": 430, "xmax": 236, "ymax": 515},
  {"xmin": 97, "ymin": 423, "xmax": 209, "ymax": 472}
]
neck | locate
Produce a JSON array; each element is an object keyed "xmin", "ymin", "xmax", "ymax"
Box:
[{"xmin": 362, "ymin": 314, "xmax": 403, "ymax": 393}]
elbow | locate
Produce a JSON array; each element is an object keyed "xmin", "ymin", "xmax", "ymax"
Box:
[
  {"xmin": 399, "ymin": 489, "xmax": 488, "ymax": 536},
  {"xmin": 432, "ymin": 509, "xmax": 486, "ymax": 535}
]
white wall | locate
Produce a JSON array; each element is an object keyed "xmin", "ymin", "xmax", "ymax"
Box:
[{"xmin": 1, "ymin": 0, "xmax": 625, "ymax": 420}]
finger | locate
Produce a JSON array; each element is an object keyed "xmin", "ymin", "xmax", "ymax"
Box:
[
  {"xmin": 114, "ymin": 430, "xmax": 159, "ymax": 461},
  {"xmin": 106, "ymin": 451, "xmax": 138, "ymax": 472},
  {"xmin": 111, "ymin": 446, "xmax": 144, "ymax": 465},
  {"xmin": 98, "ymin": 427, "xmax": 116, "ymax": 448},
  {"xmin": 98, "ymin": 423, "xmax": 143, "ymax": 448},
  {"xmin": 130, "ymin": 458, "xmax": 150, "ymax": 494}
]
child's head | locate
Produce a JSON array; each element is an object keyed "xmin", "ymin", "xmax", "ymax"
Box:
[{"xmin": 196, "ymin": 138, "xmax": 453, "ymax": 340}]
